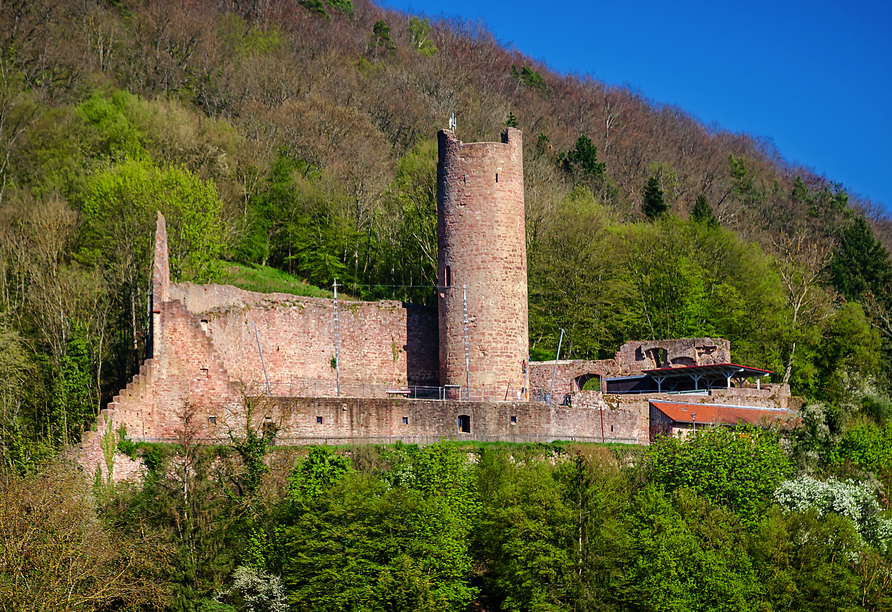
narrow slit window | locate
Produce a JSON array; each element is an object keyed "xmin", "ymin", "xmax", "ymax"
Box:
[
  {"xmin": 445, "ymin": 265, "xmax": 452, "ymax": 287},
  {"xmin": 495, "ymin": 173, "xmax": 499, "ymax": 183}
]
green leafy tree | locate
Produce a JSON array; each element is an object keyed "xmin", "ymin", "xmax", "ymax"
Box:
[
  {"xmin": 406, "ymin": 17, "xmax": 438, "ymax": 56},
  {"xmin": 474, "ymin": 448, "xmax": 575, "ymax": 611},
  {"xmin": 749, "ymin": 508, "xmax": 864, "ymax": 611},
  {"xmin": 644, "ymin": 425, "xmax": 793, "ymax": 526},
  {"xmin": 81, "ymin": 158, "xmax": 224, "ymax": 282},
  {"xmin": 504, "ymin": 111, "xmax": 518, "ymax": 128},
  {"xmin": 623, "ymin": 485, "xmax": 760, "ymax": 611},
  {"xmin": 285, "ymin": 446, "xmax": 354, "ymax": 502}
]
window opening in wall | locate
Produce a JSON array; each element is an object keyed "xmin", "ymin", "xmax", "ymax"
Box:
[
  {"xmin": 263, "ymin": 417, "xmax": 276, "ymax": 439},
  {"xmin": 495, "ymin": 173, "xmax": 499, "ymax": 183},
  {"xmin": 458, "ymin": 414, "xmax": 471, "ymax": 433},
  {"xmin": 402, "ymin": 416, "xmax": 408, "ymax": 425},
  {"xmin": 510, "ymin": 415, "xmax": 517, "ymax": 424},
  {"xmin": 611, "ymin": 425, "xmax": 614, "ymax": 432},
  {"xmin": 445, "ymin": 265, "xmax": 452, "ymax": 287},
  {"xmin": 201, "ymin": 368, "xmax": 209, "ymax": 379},
  {"xmin": 316, "ymin": 416, "xmax": 323, "ymax": 424},
  {"xmin": 208, "ymin": 416, "xmax": 216, "ymax": 425}
]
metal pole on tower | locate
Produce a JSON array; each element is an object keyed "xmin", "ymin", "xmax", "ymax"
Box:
[
  {"xmin": 333, "ymin": 279, "xmax": 340, "ymax": 398},
  {"xmin": 463, "ymin": 284, "xmax": 470, "ymax": 401}
]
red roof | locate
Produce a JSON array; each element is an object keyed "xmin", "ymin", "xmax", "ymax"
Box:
[{"xmin": 650, "ymin": 401, "xmax": 794, "ymax": 427}]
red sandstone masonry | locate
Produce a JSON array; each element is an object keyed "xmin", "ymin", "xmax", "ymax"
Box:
[
  {"xmin": 170, "ymin": 283, "xmax": 439, "ymax": 389},
  {"xmin": 437, "ymin": 128, "xmax": 528, "ymax": 392}
]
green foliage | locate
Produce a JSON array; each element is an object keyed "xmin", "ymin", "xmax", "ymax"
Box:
[
  {"xmin": 116, "ymin": 425, "xmax": 138, "ymax": 458},
  {"xmin": 829, "ymin": 422, "xmax": 892, "ymax": 474},
  {"xmin": 51, "ymin": 330, "xmax": 95, "ymax": 444},
  {"xmin": 298, "ymin": 0, "xmax": 330, "ymax": 20},
  {"xmin": 691, "ymin": 193, "xmax": 718, "ymax": 227},
  {"xmin": 77, "ymin": 90, "xmax": 150, "ymax": 162},
  {"xmin": 372, "ymin": 20, "xmax": 396, "ymax": 51},
  {"xmin": 618, "ymin": 217, "xmax": 786, "ymax": 366},
  {"xmin": 229, "ymin": 417, "xmax": 271, "ymax": 497},
  {"xmin": 511, "ymin": 64, "xmax": 547, "ymax": 93},
  {"xmin": 276, "ymin": 444, "xmax": 478, "ymax": 611},
  {"xmin": 528, "ymin": 190, "xmax": 632, "ymax": 358},
  {"xmin": 831, "ymin": 215, "xmax": 892, "ymax": 306},
  {"xmin": 236, "ymin": 27, "xmax": 285, "ymax": 57},
  {"xmin": 80, "ymin": 158, "xmax": 225, "ymax": 282},
  {"xmin": 504, "ymin": 111, "xmax": 518, "ymax": 128},
  {"xmin": 642, "ymin": 174, "xmax": 667, "ymax": 220},
  {"xmin": 286, "ymin": 446, "xmax": 354, "ymax": 502},
  {"xmin": 559, "ymin": 135, "xmax": 606, "ymax": 189},
  {"xmin": 644, "ymin": 425, "xmax": 793, "ymax": 526},
  {"xmin": 369, "ymin": 555, "xmax": 449, "ymax": 612},
  {"xmin": 748, "ymin": 507, "xmax": 864, "ymax": 611},
  {"xmin": 624, "ymin": 485, "xmax": 760, "ymax": 611},
  {"xmin": 474, "ymin": 449, "xmax": 575, "ymax": 610},
  {"xmin": 407, "ymin": 17, "xmax": 438, "ymax": 56}
]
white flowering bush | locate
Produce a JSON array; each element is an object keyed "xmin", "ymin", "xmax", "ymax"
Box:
[
  {"xmin": 774, "ymin": 475, "xmax": 892, "ymax": 551},
  {"xmin": 215, "ymin": 566, "xmax": 290, "ymax": 612}
]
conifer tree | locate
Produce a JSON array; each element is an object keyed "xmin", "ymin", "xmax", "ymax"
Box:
[
  {"xmin": 691, "ymin": 194, "xmax": 718, "ymax": 227},
  {"xmin": 642, "ymin": 175, "xmax": 667, "ymax": 221}
]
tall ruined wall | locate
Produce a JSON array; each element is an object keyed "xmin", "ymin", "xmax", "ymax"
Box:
[
  {"xmin": 437, "ymin": 128, "xmax": 528, "ymax": 394},
  {"xmin": 170, "ymin": 283, "xmax": 440, "ymax": 390}
]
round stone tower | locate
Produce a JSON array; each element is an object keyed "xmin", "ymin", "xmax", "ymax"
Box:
[{"xmin": 437, "ymin": 127, "xmax": 528, "ymax": 399}]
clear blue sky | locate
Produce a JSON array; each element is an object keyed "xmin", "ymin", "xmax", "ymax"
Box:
[{"xmin": 383, "ymin": 0, "xmax": 892, "ymax": 212}]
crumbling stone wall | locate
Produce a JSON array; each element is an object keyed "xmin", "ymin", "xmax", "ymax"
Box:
[
  {"xmin": 614, "ymin": 337, "xmax": 731, "ymax": 372},
  {"xmin": 437, "ymin": 128, "xmax": 528, "ymax": 393},
  {"xmin": 530, "ymin": 338, "xmax": 736, "ymax": 398}
]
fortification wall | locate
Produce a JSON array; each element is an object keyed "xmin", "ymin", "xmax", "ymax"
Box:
[
  {"xmin": 437, "ymin": 128, "xmax": 528, "ymax": 392},
  {"xmin": 218, "ymin": 396, "xmax": 639, "ymax": 445},
  {"xmin": 170, "ymin": 283, "xmax": 439, "ymax": 389}
]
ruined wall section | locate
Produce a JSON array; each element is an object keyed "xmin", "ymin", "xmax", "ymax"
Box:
[
  {"xmin": 614, "ymin": 337, "xmax": 731, "ymax": 372},
  {"xmin": 529, "ymin": 338, "xmax": 737, "ymax": 397},
  {"xmin": 437, "ymin": 128, "xmax": 528, "ymax": 393},
  {"xmin": 170, "ymin": 283, "xmax": 440, "ymax": 390}
]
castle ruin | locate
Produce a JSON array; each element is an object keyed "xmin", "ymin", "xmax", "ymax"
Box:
[{"xmin": 76, "ymin": 129, "xmax": 796, "ymax": 480}]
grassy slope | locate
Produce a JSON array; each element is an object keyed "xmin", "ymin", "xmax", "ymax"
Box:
[{"xmin": 218, "ymin": 262, "xmax": 332, "ymax": 298}]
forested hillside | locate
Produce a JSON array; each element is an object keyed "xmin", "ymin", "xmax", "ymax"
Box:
[{"xmin": 1, "ymin": 1, "xmax": 892, "ymax": 610}]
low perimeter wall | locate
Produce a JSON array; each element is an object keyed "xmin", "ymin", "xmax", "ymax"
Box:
[{"xmin": 207, "ymin": 396, "xmax": 643, "ymax": 446}]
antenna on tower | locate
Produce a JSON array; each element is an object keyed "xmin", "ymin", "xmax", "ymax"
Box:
[{"xmin": 448, "ymin": 113, "xmax": 456, "ymax": 133}]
